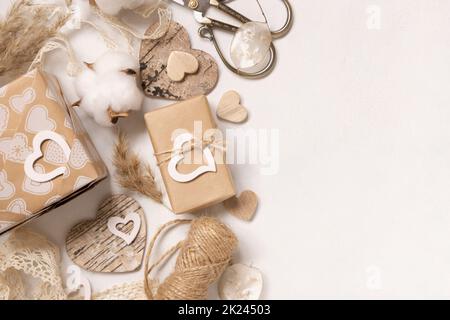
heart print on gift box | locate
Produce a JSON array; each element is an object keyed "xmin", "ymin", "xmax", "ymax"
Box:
[
  {"xmin": 0, "ymin": 170, "xmax": 15, "ymax": 200},
  {"xmin": 25, "ymin": 105, "xmax": 56, "ymax": 134},
  {"xmin": 9, "ymin": 87, "xmax": 36, "ymax": 114},
  {"xmin": 0, "ymin": 133, "xmax": 33, "ymax": 163},
  {"xmin": 0, "ymin": 105, "xmax": 9, "ymax": 135}
]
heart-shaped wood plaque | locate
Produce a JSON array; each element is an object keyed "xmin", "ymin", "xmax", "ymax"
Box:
[
  {"xmin": 217, "ymin": 90, "xmax": 248, "ymax": 123},
  {"xmin": 66, "ymin": 195, "xmax": 147, "ymax": 273},
  {"xmin": 140, "ymin": 21, "xmax": 219, "ymax": 100}
]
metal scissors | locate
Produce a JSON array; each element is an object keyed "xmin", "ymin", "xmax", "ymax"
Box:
[{"xmin": 171, "ymin": 0, "xmax": 293, "ymax": 79}]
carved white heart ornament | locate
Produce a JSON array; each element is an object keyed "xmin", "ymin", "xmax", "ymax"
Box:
[
  {"xmin": 65, "ymin": 265, "xmax": 91, "ymax": 300},
  {"xmin": 107, "ymin": 211, "xmax": 141, "ymax": 245},
  {"xmin": 24, "ymin": 131, "xmax": 71, "ymax": 183},
  {"xmin": 168, "ymin": 133, "xmax": 217, "ymax": 183}
]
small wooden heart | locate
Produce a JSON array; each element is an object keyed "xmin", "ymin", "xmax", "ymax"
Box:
[
  {"xmin": 224, "ymin": 190, "xmax": 258, "ymax": 221},
  {"xmin": 167, "ymin": 51, "xmax": 199, "ymax": 82},
  {"xmin": 66, "ymin": 195, "xmax": 147, "ymax": 273},
  {"xmin": 217, "ymin": 90, "xmax": 248, "ymax": 123},
  {"xmin": 140, "ymin": 21, "xmax": 218, "ymax": 100}
]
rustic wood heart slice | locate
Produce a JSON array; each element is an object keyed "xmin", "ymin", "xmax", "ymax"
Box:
[
  {"xmin": 66, "ymin": 195, "xmax": 147, "ymax": 273},
  {"xmin": 223, "ymin": 190, "xmax": 258, "ymax": 221},
  {"xmin": 140, "ymin": 21, "xmax": 219, "ymax": 100},
  {"xmin": 217, "ymin": 90, "xmax": 248, "ymax": 123},
  {"xmin": 167, "ymin": 51, "xmax": 199, "ymax": 82}
]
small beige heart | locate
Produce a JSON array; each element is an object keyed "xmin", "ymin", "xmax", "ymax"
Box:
[
  {"xmin": 167, "ymin": 51, "xmax": 199, "ymax": 82},
  {"xmin": 217, "ymin": 90, "xmax": 248, "ymax": 123},
  {"xmin": 224, "ymin": 190, "xmax": 258, "ymax": 221}
]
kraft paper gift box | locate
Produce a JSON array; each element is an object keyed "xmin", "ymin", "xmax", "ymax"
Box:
[
  {"xmin": 145, "ymin": 95, "xmax": 235, "ymax": 214},
  {"xmin": 0, "ymin": 69, "xmax": 107, "ymax": 235}
]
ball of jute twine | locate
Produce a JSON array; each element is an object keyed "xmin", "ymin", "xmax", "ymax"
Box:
[{"xmin": 143, "ymin": 217, "xmax": 238, "ymax": 300}]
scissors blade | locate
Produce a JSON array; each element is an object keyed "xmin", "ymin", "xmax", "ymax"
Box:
[{"xmin": 171, "ymin": 0, "xmax": 185, "ymax": 6}]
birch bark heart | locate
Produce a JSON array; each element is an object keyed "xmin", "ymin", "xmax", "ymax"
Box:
[
  {"xmin": 167, "ymin": 51, "xmax": 199, "ymax": 82},
  {"xmin": 66, "ymin": 195, "xmax": 147, "ymax": 273},
  {"xmin": 217, "ymin": 91, "xmax": 248, "ymax": 123},
  {"xmin": 140, "ymin": 22, "xmax": 218, "ymax": 100},
  {"xmin": 223, "ymin": 190, "xmax": 258, "ymax": 221}
]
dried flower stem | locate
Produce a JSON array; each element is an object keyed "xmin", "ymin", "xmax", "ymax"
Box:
[
  {"xmin": 113, "ymin": 131, "xmax": 162, "ymax": 203},
  {"xmin": 0, "ymin": 0, "xmax": 68, "ymax": 80}
]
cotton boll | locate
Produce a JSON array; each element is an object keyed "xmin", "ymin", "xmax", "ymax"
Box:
[
  {"xmin": 74, "ymin": 51, "xmax": 144, "ymax": 127},
  {"xmin": 102, "ymin": 72, "xmax": 144, "ymax": 112},
  {"xmin": 93, "ymin": 51, "xmax": 139, "ymax": 75},
  {"xmin": 79, "ymin": 93, "xmax": 112, "ymax": 127},
  {"xmin": 74, "ymin": 67, "xmax": 96, "ymax": 98}
]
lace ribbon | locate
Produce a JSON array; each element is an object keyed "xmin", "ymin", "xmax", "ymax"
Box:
[
  {"xmin": 0, "ymin": 228, "xmax": 149, "ymax": 300},
  {"xmin": 0, "ymin": 229, "xmax": 66, "ymax": 300}
]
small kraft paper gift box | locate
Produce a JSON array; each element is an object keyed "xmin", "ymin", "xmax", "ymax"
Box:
[
  {"xmin": 145, "ymin": 95, "xmax": 236, "ymax": 213},
  {"xmin": 0, "ymin": 69, "xmax": 107, "ymax": 235}
]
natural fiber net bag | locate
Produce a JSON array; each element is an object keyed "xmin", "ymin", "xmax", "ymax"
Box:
[{"xmin": 0, "ymin": 69, "xmax": 107, "ymax": 235}]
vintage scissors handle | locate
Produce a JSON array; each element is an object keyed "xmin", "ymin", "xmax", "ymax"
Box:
[
  {"xmin": 199, "ymin": 25, "xmax": 277, "ymax": 79},
  {"xmin": 197, "ymin": 0, "xmax": 292, "ymax": 78},
  {"xmin": 213, "ymin": 0, "xmax": 293, "ymax": 38}
]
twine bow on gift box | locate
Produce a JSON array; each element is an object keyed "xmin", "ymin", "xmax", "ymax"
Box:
[{"xmin": 154, "ymin": 134, "xmax": 226, "ymax": 166}]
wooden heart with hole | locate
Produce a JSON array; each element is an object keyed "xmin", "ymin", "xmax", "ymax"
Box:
[
  {"xmin": 140, "ymin": 21, "xmax": 218, "ymax": 100},
  {"xmin": 224, "ymin": 190, "xmax": 258, "ymax": 221},
  {"xmin": 66, "ymin": 195, "xmax": 147, "ymax": 273},
  {"xmin": 217, "ymin": 90, "xmax": 248, "ymax": 123}
]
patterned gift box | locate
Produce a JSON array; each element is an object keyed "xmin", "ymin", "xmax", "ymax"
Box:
[{"xmin": 0, "ymin": 69, "xmax": 108, "ymax": 235}]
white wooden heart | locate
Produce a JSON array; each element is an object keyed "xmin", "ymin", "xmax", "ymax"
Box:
[
  {"xmin": 65, "ymin": 265, "xmax": 91, "ymax": 300},
  {"xmin": 107, "ymin": 211, "xmax": 141, "ymax": 245},
  {"xmin": 24, "ymin": 131, "xmax": 71, "ymax": 183},
  {"xmin": 168, "ymin": 133, "xmax": 216, "ymax": 183}
]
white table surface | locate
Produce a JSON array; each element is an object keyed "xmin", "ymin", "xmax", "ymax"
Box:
[{"xmin": 3, "ymin": 0, "xmax": 450, "ymax": 299}]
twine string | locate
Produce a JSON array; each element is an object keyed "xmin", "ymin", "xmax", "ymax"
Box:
[
  {"xmin": 143, "ymin": 217, "xmax": 238, "ymax": 300},
  {"xmin": 154, "ymin": 136, "xmax": 226, "ymax": 166},
  {"xmin": 91, "ymin": 4, "xmax": 172, "ymax": 41},
  {"xmin": 143, "ymin": 219, "xmax": 192, "ymax": 299}
]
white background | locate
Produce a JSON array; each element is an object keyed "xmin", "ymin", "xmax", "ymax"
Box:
[{"xmin": 2, "ymin": 0, "xmax": 450, "ymax": 299}]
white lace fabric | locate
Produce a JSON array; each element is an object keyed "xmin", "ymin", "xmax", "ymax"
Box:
[
  {"xmin": 0, "ymin": 229, "xmax": 67, "ymax": 300},
  {"xmin": 93, "ymin": 281, "xmax": 147, "ymax": 300},
  {"xmin": 0, "ymin": 228, "xmax": 148, "ymax": 300}
]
